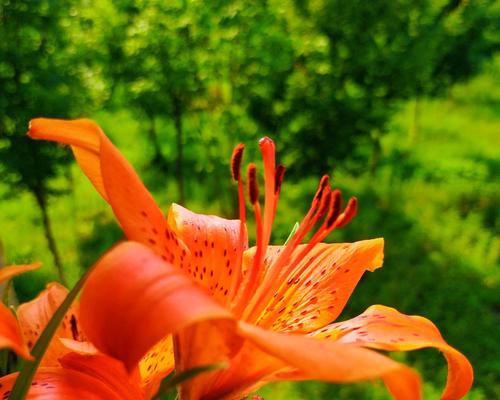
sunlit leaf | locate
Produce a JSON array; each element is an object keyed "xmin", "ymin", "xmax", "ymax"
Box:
[{"xmin": 153, "ymin": 362, "xmax": 227, "ymax": 400}]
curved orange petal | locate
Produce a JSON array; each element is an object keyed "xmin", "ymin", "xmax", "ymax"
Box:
[
  {"xmin": 168, "ymin": 203, "xmax": 247, "ymax": 306},
  {"xmin": 17, "ymin": 282, "xmax": 90, "ymax": 366},
  {"xmin": 0, "ymin": 353, "xmax": 144, "ymax": 399},
  {"xmin": 28, "ymin": 119, "xmax": 104, "ymax": 197},
  {"xmin": 245, "ymin": 239, "xmax": 384, "ymax": 332},
  {"xmin": 0, "ymin": 263, "xmax": 42, "ymax": 359},
  {"xmin": 0, "ymin": 263, "xmax": 41, "ymax": 283},
  {"xmin": 28, "ymin": 118, "xmax": 188, "ymax": 264},
  {"xmin": 238, "ymin": 321, "xmax": 421, "ymax": 400},
  {"xmin": 315, "ymin": 305, "xmax": 473, "ymax": 400},
  {"xmin": 0, "ymin": 303, "xmax": 32, "ymax": 359},
  {"xmin": 184, "ymin": 339, "xmax": 285, "ymax": 399},
  {"xmin": 80, "ymin": 241, "xmax": 236, "ymax": 373}
]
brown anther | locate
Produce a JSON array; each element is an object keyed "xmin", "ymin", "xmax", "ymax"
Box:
[
  {"xmin": 317, "ymin": 189, "xmax": 332, "ymax": 219},
  {"xmin": 231, "ymin": 144, "xmax": 245, "ymax": 181},
  {"xmin": 326, "ymin": 189, "xmax": 342, "ymax": 227},
  {"xmin": 247, "ymin": 163, "xmax": 259, "ymax": 204},
  {"xmin": 314, "ymin": 175, "xmax": 330, "ymax": 202},
  {"xmin": 274, "ymin": 164, "xmax": 286, "ymax": 194},
  {"xmin": 335, "ymin": 197, "xmax": 358, "ymax": 227}
]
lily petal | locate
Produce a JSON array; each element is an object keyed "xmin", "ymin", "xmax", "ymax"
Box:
[
  {"xmin": 238, "ymin": 321, "xmax": 422, "ymax": 400},
  {"xmin": 0, "ymin": 303, "xmax": 32, "ymax": 359},
  {"xmin": 0, "ymin": 263, "xmax": 41, "ymax": 283},
  {"xmin": 138, "ymin": 334, "xmax": 174, "ymax": 397},
  {"xmin": 28, "ymin": 118, "xmax": 188, "ymax": 264},
  {"xmin": 80, "ymin": 241, "xmax": 236, "ymax": 373},
  {"xmin": 186, "ymin": 340, "xmax": 285, "ymax": 399},
  {"xmin": 168, "ymin": 203, "xmax": 247, "ymax": 305},
  {"xmin": 17, "ymin": 282, "xmax": 89, "ymax": 366},
  {"xmin": 0, "ymin": 353, "xmax": 144, "ymax": 399},
  {"xmin": 0, "ymin": 263, "xmax": 42, "ymax": 359},
  {"xmin": 315, "ymin": 305, "xmax": 473, "ymax": 400},
  {"xmin": 246, "ymin": 239, "xmax": 384, "ymax": 332}
]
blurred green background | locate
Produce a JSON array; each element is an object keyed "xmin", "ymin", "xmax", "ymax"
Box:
[{"xmin": 0, "ymin": 0, "xmax": 499, "ymax": 398}]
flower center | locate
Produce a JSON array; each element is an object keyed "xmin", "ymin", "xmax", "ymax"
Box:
[{"xmin": 228, "ymin": 138, "xmax": 357, "ymax": 324}]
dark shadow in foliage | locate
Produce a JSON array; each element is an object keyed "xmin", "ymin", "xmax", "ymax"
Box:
[
  {"xmin": 76, "ymin": 212, "xmax": 124, "ymax": 270},
  {"xmin": 468, "ymin": 154, "xmax": 500, "ymax": 230},
  {"xmin": 140, "ymin": 146, "xmax": 237, "ymax": 220}
]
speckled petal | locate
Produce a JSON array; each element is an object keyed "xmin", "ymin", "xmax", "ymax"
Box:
[{"xmin": 314, "ymin": 305, "xmax": 473, "ymax": 400}]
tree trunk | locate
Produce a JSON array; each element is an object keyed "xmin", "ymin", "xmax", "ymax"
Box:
[
  {"xmin": 146, "ymin": 113, "xmax": 167, "ymax": 171},
  {"xmin": 173, "ymin": 98, "xmax": 185, "ymax": 205},
  {"xmin": 32, "ymin": 187, "xmax": 66, "ymax": 285}
]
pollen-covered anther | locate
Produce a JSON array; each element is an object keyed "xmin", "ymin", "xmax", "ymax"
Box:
[
  {"xmin": 274, "ymin": 165, "xmax": 286, "ymax": 195},
  {"xmin": 314, "ymin": 175, "xmax": 330, "ymax": 203},
  {"xmin": 335, "ymin": 197, "xmax": 358, "ymax": 228},
  {"xmin": 231, "ymin": 143, "xmax": 245, "ymax": 181},
  {"xmin": 247, "ymin": 163, "xmax": 259, "ymax": 205},
  {"xmin": 316, "ymin": 188, "xmax": 332, "ymax": 219},
  {"xmin": 325, "ymin": 189, "xmax": 342, "ymax": 228}
]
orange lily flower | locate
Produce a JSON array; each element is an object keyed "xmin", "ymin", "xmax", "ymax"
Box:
[
  {"xmin": 0, "ymin": 352, "xmax": 145, "ymax": 399},
  {"xmin": 0, "ymin": 246, "xmax": 236, "ymax": 399},
  {"xmin": 27, "ymin": 118, "xmax": 473, "ymax": 400},
  {"xmin": 0, "ymin": 263, "xmax": 40, "ymax": 359}
]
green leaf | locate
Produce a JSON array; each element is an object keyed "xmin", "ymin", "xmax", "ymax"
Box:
[
  {"xmin": 153, "ymin": 362, "xmax": 227, "ymax": 400},
  {"xmin": 284, "ymin": 222, "xmax": 299, "ymax": 245},
  {"xmin": 8, "ymin": 265, "xmax": 95, "ymax": 400}
]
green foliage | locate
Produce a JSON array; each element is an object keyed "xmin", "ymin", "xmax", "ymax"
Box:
[
  {"xmin": 255, "ymin": 0, "xmax": 499, "ymax": 175},
  {"xmin": 0, "ymin": 0, "xmax": 108, "ymax": 194},
  {"xmin": 0, "ymin": 0, "xmax": 110, "ymax": 280}
]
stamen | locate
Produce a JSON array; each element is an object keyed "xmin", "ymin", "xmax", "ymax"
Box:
[
  {"xmin": 232, "ymin": 164, "xmax": 264, "ymax": 317},
  {"xmin": 316, "ymin": 175, "xmax": 330, "ymax": 198},
  {"xmin": 242, "ymin": 175, "xmax": 332, "ymax": 321},
  {"xmin": 259, "ymin": 137, "xmax": 278, "ymax": 262},
  {"xmin": 247, "ymin": 163, "xmax": 259, "ymax": 204},
  {"xmin": 274, "ymin": 165, "xmax": 286, "ymax": 195},
  {"xmin": 272, "ymin": 165, "xmax": 286, "ymax": 225},
  {"xmin": 228, "ymin": 144, "xmax": 247, "ymax": 302},
  {"xmin": 325, "ymin": 189, "xmax": 342, "ymax": 228},
  {"xmin": 335, "ymin": 197, "xmax": 357, "ymax": 227},
  {"xmin": 256, "ymin": 194, "xmax": 356, "ymax": 328},
  {"xmin": 231, "ymin": 144, "xmax": 245, "ymax": 181},
  {"xmin": 316, "ymin": 189, "xmax": 332, "ymax": 220}
]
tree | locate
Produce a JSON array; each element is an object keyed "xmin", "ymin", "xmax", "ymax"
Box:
[
  {"xmin": 105, "ymin": 0, "xmax": 214, "ymax": 204},
  {"xmin": 215, "ymin": 0, "xmax": 499, "ymax": 176},
  {"xmin": 0, "ymin": 0, "xmax": 107, "ymax": 283}
]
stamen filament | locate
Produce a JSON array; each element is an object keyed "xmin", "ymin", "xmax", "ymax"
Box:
[
  {"xmin": 233, "ymin": 164, "xmax": 265, "ymax": 317},
  {"xmin": 243, "ymin": 175, "xmax": 331, "ymax": 321},
  {"xmin": 228, "ymin": 144, "xmax": 247, "ymax": 302},
  {"xmin": 254, "ymin": 194, "xmax": 355, "ymax": 328},
  {"xmin": 259, "ymin": 137, "xmax": 277, "ymax": 250}
]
